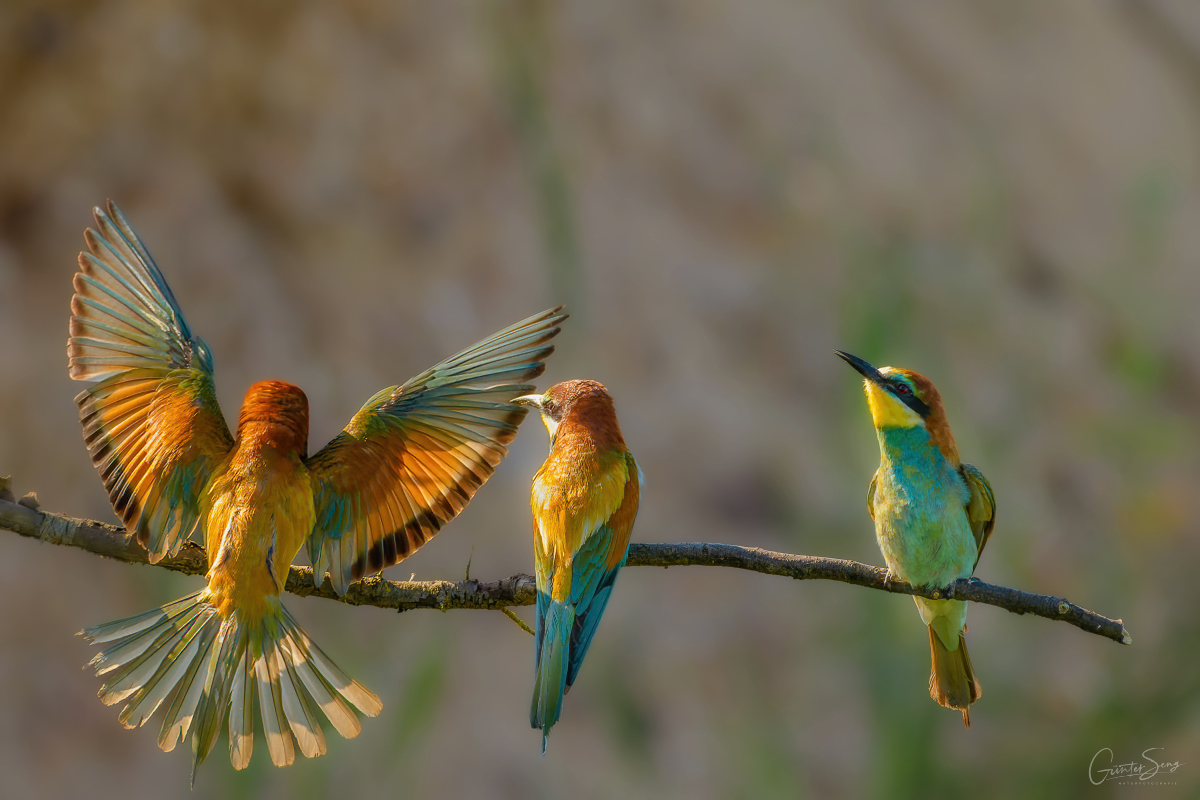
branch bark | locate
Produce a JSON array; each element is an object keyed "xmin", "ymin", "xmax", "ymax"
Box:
[{"xmin": 0, "ymin": 483, "xmax": 1131, "ymax": 646}]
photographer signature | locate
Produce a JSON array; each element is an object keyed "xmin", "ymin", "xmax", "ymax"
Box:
[{"xmin": 1089, "ymin": 748, "xmax": 1184, "ymax": 785}]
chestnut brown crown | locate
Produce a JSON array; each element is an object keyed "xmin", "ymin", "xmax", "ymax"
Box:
[{"xmin": 237, "ymin": 380, "xmax": 310, "ymax": 454}]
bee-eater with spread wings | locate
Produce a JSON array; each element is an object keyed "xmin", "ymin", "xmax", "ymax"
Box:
[
  {"xmin": 514, "ymin": 380, "xmax": 641, "ymax": 752},
  {"xmin": 68, "ymin": 201, "xmax": 566, "ymax": 780},
  {"xmin": 836, "ymin": 351, "xmax": 995, "ymax": 727}
]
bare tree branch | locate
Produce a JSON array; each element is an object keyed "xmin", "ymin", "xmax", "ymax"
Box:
[
  {"xmin": 632, "ymin": 541, "xmax": 1131, "ymax": 645},
  {"xmin": 0, "ymin": 482, "xmax": 1131, "ymax": 646}
]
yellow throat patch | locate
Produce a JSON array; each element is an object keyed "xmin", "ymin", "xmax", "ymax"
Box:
[
  {"xmin": 539, "ymin": 413, "xmax": 560, "ymax": 442},
  {"xmin": 865, "ymin": 378, "xmax": 924, "ymax": 429}
]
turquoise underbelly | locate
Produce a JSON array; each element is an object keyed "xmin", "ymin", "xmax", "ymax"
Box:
[{"xmin": 872, "ymin": 426, "xmax": 976, "ymax": 588}]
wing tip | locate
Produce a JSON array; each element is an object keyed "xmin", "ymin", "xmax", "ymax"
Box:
[
  {"xmin": 532, "ymin": 305, "xmax": 568, "ymax": 323},
  {"xmin": 94, "ymin": 199, "xmax": 124, "ymax": 228}
]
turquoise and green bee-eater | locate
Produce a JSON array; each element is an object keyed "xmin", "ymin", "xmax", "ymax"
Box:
[
  {"xmin": 837, "ymin": 351, "xmax": 995, "ymax": 726},
  {"xmin": 514, "ymin": 380, "xmax": 641, "ymax": 752},
  {"xmin": 68, "ymin": 201, "xmax": 566, "ymax": 780}
]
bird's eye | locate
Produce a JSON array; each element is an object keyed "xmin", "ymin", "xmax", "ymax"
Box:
[{"xmin": 894, "ymin": 383, "xmax": 912, "ymax": 396}]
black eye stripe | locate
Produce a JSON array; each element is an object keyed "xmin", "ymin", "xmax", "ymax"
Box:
[{"xmin": 889, "ymin": 383, "xmax": 931, "ymax": 418}]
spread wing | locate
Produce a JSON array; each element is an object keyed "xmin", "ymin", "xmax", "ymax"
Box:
[
  {"xmin": 959, "ymin": 463, "xmax": 996, "ymax": 571},
  {"xmin": 306, "ymin": 307, "xmax": 567, "ymax": 595},
  {"xmin": 68, "ymin": 201, "xmax": 234, "ymax": 562}
]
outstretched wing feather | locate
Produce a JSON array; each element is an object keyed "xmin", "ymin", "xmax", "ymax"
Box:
[
  {"xmin": 307, "ymin": 307, "xmax": 566, "ymax": 594},
  {"xmin": 68, "ymin": 202, "xmax": 233, "ymax": 561}
]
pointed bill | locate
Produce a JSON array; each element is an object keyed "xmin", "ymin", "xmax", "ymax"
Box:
[
  {"xmin": 512, "ymin": 394, "xmax": 545, "ymax": 409},
  {"xmin": 834, "ymin": 350, "xmax": 886, "ymax": 386}
]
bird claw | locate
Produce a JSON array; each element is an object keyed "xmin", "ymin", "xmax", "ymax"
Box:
[{"xmin": 883, "ymin": 568, "xmax": 898, "ymax": 589}]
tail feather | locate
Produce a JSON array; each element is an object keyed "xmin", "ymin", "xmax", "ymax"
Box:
[
  {"xmin": 228, "ymin": 649, "xmax": 256, "ymax": 769},
  {"xmin": 91, "ymin": 596, "xmax": 217, "ymax": 709},
  {"xmin": 157, "ymin": 622, "xmax": 220, "ymax": 753},
  {"xmin": 530, "ymin": 598, "xmax": 573, "ymax": 753},
  {"xmin": 117, "ymin": 615, "xmax": 214, "ymax": 728},
  {"xmin": 81, "ymin": 591, "xmax": 381, "ymax": 778},
  {"xmin": 281, "ymin": 632, "xmax": 363, "ymax": 739},
  {"xmin": 276, "ymin": 641, "xmax": 326, "ymax": 759},
  {"xmin": 190, "ymin": 619, "xmax": 247, "ymax": 782},
  {"xmin": 280, "ymin": 609, "xmax": 382, "ymax": 719},
  {"xmin": 88, "ymin": 595, "xmax": 207, "ymax": 681},
  {"xmin": 86, "ymin": 592, "xmax": 203, "ymax": 646},
  {"xmin": 928, "ymin": 626, "xmax": 982, "ymax": 727},
  {"xmin": 255, "ymin": 641, "xmax": 296, "ymax": 768}
]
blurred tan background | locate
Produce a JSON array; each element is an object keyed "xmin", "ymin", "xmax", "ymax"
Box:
[{"xmin": 1, "ymin": 0, "xmax": 1198, "ymax": 797}]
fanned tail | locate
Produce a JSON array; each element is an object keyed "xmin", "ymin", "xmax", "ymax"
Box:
[
  {"xmin": 82, "ymin": 593, "xmax": 382, "ymax": 781},
  {"xmin": 927, "ymin": 626, "xmax": 982, "ymax": 728},
  {"xmin": 530, "ymin": 597, "xmax": 573, "ymax": 754}
]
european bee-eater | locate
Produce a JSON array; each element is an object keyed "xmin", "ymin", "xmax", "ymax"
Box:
[
  {"xmin": 514, "ymin": 380, "xmax": 641, "ymax": 752},
  {"xmin": 836, "ymin": 351, "xmax": 995, "ymax": 727},
  {"xmin": 68, "ymin": 201, "xmax": 566, "ymax": 779}
]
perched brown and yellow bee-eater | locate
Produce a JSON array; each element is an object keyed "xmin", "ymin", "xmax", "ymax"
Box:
[
  {"xmin": 514, "ymin": 380, "xmax": 641, "ymax": 752},
  {"xmin": 837, "ymin": 351, "xmax": 995, "ymax": 726},
  {"xmin": 68, "ymin": 201, "xmax": 566, "ymax": 779}
]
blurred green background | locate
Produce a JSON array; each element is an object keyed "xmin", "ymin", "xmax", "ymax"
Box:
[{"xmin": 0, "ymin": 1, "xmax": 1197, "ymax": 797}]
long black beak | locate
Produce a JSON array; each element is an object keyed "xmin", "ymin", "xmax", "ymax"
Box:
[{"xmin": 835, "ymin": 350, "xmax": 886, "ymax": 385}]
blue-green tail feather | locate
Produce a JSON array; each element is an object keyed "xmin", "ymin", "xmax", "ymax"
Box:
[{"xmin": 531, "ymin": 595, "xmax": 573, "ymax": 753}]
